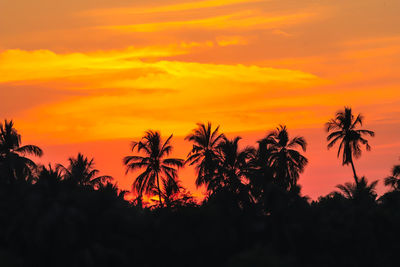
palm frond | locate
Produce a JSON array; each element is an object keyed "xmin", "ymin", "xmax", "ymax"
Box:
[
  {"xmin": 163, "ymin": 158, "xmax": 184, "ymax": 167},
  {"xmin": 90, "ymin": 175, "xmax": 113, "ymax": 186},
  {"xmin": 16, "ymin": 145, "xmax": 43, "ymax": 157},
  {"xmin": 393, "ymin": 165, "xmax": 400, "ymax": 177}
]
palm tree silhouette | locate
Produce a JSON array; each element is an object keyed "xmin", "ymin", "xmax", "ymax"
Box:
[
  {"xmin": 185, "ymin": 122, "xmax": 225, "ymax": 189},
  {"xmin": 36, "ymin": 164, "xmax": 63, "ymax": 188},
  {"xmin": 384, "ymin": 160, "xmax": 400, "ymax": 190},
  {"xmin": 0, "ymin": 120, "xmax": 43, "ymax": 182},
  {"xmin": 123, "ymin": 130, "xmax": 184, "ymax": 206},
  {"xmin": 262, "ymin": 125, "xmax": 308, "ymax": 190},
  {"xmin": 326, "ymin": 107, "xmax": 375, "ymax": 184},
  {"xmin": 212, "ymin": 137, "xmax": 253, "ymax": 203},
  {"xmin": 215, "ymin": 137, "xmax": 255, "ymax": 207},
  {"xmin": 150, "ymin": 178, "xmax": 192, "ymax": 208},
  {"xmin": 97, "ymin": 182, "xmax": 128, "ymax": 200},
  {"xmin": 58, "ymin": 153, "xmax": 112, "ymax": 188},
  {"xmin": 335, "ymin": 176, "xmax": 378, "ymax": 201},
  {"xmin": 247, "ymin": 138, "xmax": 275, "ymax": 204}
]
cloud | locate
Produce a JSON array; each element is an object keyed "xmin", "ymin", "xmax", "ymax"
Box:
[
  {"xmin": 83, "ymin": 0, "xmax": 266, "ymax": 16},
  {"xmin": 100, "ymin": 11, "xmax": 316, "ymax": 33},
  {"xmin": 0, "ymin": 46, "xmax": 317, "ymax": 86},
  {"xmin": 0, "ymin": 42, "xmax": 222, "ymax": 84},
  {"xmin": 216, "ymin": 35, "xmax": 248, "ymax": 46},
  {"xmin": 1, "ymin": 47, "xmax": 320, "ymax": 143}
]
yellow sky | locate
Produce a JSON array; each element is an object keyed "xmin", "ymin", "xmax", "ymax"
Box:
[{"xmin": 0, "ymin": 0, "xmax": 399, "ymax": 198}]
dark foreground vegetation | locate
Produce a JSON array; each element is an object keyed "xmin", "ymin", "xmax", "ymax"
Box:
[{"xmin": 0, "ymin": 107, "xmax": 400, "ymax": 267}]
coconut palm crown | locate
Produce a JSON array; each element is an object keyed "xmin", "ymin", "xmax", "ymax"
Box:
[
  {"xmin": 326, "ymin": 107, "xmax": 375, "ymax": 184},
  {"xmin": 185, "ymin": 122, "xmax": 225, "ymax": 189},
  {"xmin": 124, "ymin": 130, "xmax": 184, "ymax": 206}
]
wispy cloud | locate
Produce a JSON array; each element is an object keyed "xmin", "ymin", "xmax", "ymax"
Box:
[
  {"xmin": 215, "ymin": 35, "xmax": 248, "ymax": 46},
  {"xmin": 0, "ymin": 41, "xmax": 235, "ymax": 84},
  {"xmin": 83, "ymin": 0, "xmax": 266, "ymax": 16},
  {"xmin": 99, "ymin": 11, "xmax": 316, "ymax": 32},
  {"xmin": 1, "ymin": 47, "xmax": 320, "ymax": 142},
  {"xmin": 0, "ymin": 47, "xmax": 319, "ymax": 92}
]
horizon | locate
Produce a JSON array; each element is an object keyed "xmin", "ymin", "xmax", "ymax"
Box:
[{"xmin": 21, "ymin": 118, "xmax": 399, "ymax": 201}]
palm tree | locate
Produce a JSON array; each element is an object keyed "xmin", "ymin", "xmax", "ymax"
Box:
[
  {"xmin": 262, "ymin": 125, "xmax": 308, "ymax": 190},
  {"xmin": 123, "ymin": 130, "xmax": 184, "ymax": 206},
  {"xmin": 326, "ymin": 107, "xmax": 375, "ymax": 184},
  {"xmin": 335, "ymin": 176, "xmax": 378, "ymax": 202},
  {"xmin": 154, "ymin": 178, "xmax": 181, "ymax": 207},
  {"xmin": 0, "ymin": 120, "xmax": 43, "ymax": 182},
  {"xmin": 35, "ymin": 164, "xmax": 63, "ymax": 187},
  {"xmin": 247, "ymin": 138, "xmax": 275, "ymax": 203},
  {"xmin": 97, "ymin": 182, "xmax": 128, "ymax": 200},
  {"xmin": 384, "ymin": 160, "xmax": 400, "ymax": 190},
  {"xmin": 58, "ymin": 153, "xmax": 112, "ymax": 188},
  {"xmin": 150, "ymin": 178, "xmax": 192, "ymax": 208},
  {"xmin": 213, "ymin": 137, "xmax": 254, "ymax": 205},
  {"xmin": 215, "ymin": 137, "xmax": 253, "ymax": 188},
  {"xmin": 185, "ymin": 122, "xmax": 225, "ymax": 189}
]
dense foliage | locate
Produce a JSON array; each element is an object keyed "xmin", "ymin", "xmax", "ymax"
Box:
[{"xmin": 0, "ymin": 107, "xmax": 399, "ymax": 267}]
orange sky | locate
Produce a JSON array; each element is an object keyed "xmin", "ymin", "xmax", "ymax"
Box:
[{"xmin": 1, "ymin": 0, "xmax": 399, "ymax": 199}]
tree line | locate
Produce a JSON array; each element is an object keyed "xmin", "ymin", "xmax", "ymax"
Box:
[{"xmin": 0, "ymin": 106, "xmax": 399, "ymax": 267}]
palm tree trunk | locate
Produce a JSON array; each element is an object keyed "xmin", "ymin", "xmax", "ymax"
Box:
[
  {"xmin": 349, "ymin": 157, "xmax": 358, "ymax": 185},
  {"xmin": 156, "ymin": 173, "xmax": 163, "ymax": 207}
]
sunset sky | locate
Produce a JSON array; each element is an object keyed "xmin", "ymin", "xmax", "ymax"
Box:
[{"xmin": 1, "ymin": 0, "xmax": 399, "ymax": 199}]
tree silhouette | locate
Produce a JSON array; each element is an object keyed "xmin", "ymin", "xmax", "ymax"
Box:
[
  {"xmin": 262, "ymin": 125, "xmax": 308, "ymax": 191},
  {"xmin": 326, "ymin": 107, "xmax": 375, "ymax": 184},
  {"xmin": 212, "ymin": 137, "xmax": 253, "ymax": 204},
  {"xmin": 185, "ymin": 122, "xmax": 225, "ymax": 190},
  {"xmin": 247, "ymin": 138, "xmax": 277, "ymax": 208},
  {"xmin": 58, "ymin": 153, "xmax": 112, "ymax": 188},
  {"xmin": 123, "ymin": 130, "xmax": 184, "ymax": 207},
  {"xmin": 384, "ymin": 160, "xmax": 400, "ymax": 190},
  {"xmin": 335, "ymin": 176, "xmax": 378, "ymax": 202},
  {"xmin": 0, "ymin": 120, "xmax": 43, "ymax": 182},
  {"xmin": 35, "ymin": 164, "xmax": 63, "ymax": 188},
  {"xmin": 150, "ymin": 178, "xmax": 194, "ymax": 208},
  {"xmin": 151, "ymin": 177, "xmax": 180, "ymax": 207},
  {"xmin": 97, "ymin": 182, "xmax": 128, "ymax": 200},
  {"xmin": 248, "ymin": 138, "xmax": 286, "ymax": 212},
  {"xmin": 0, "ymin": 114, "xmax": 399, "ymax": 267}
]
